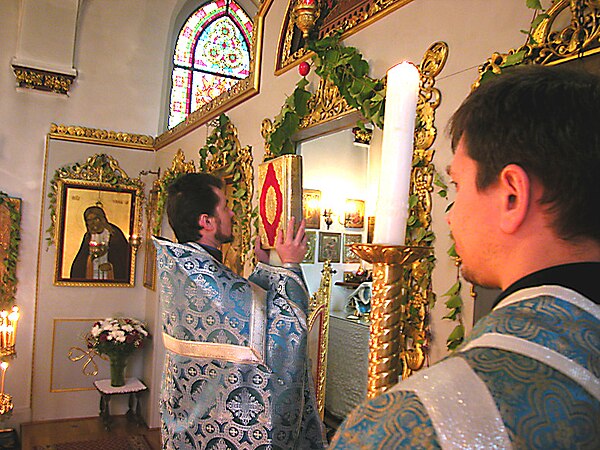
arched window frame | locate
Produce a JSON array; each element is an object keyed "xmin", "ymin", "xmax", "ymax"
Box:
[{"xmin": 168, "ymin": 0, "xmax": 253, "ymax": 130}]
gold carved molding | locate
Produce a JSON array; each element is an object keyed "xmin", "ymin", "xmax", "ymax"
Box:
[
  {"xmin": 300, "ymin": 78, "xmax": 356, "ymax": 129},
  {"xmin": 12, "ymin": 66, "xmax": 75, "ymax": 95},
  {"xmin": 266, "ymin": 39, "xmax": 448, "ymax": 394},
  {"xmin": 397, "ymin": 41, "xmax": 448, "ymax": 380},
  {"xmin": 49, "ymin": 123, "xmax": 154, "ymax": 150},
  {"xmin": 307, "ymin": 260, "xmax": 333, "ymax": 418},
  {"xmin": 475, "ymin": 0, "xmax": 600, "ymax": 87},
  {"xmin": 276, "ymin": 0, "xmax": 415, "ymax": 75}
]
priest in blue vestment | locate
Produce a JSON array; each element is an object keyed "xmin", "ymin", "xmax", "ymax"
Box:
[
  {"xmin": 331, "ymin": 66, "xmax": 599, "ymax": 449},
  {"xmin": 154, "ymin": 173, "xmax": 327, "ymax": 450}
]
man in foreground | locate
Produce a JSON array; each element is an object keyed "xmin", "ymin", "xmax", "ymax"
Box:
[
  {"xmin": 154, "ymin": 173, "xmax": 326, "ymax": 449},
  {"xmin": 331, "ymin": 65, "xmax": 599, "ymax": 448}
]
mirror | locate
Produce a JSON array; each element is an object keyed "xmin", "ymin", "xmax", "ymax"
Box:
[
  {"xmin": 298, "ymin": 124, "xmax": 374, "ymax": 424},
  {"xmin": 155, "ymin": 0, "xmax": 272, "ymax": 149}
]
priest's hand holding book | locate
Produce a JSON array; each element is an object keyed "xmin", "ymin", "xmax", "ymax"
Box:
[{"xmin": 255, "ymin": 217, "xmax": 307, "ymax": 266}]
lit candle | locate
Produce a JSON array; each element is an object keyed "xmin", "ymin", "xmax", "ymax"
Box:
[
  {"xmin": 8, "ymin": 307, "xmax": 18, "ymax": 347},
  {"xmin": 373, "ymin": 61, "xmax": 420, "ymax": 245},
  {"xmin": 0, "ymin": 362, "xmax": 8, "ymax": 396}
]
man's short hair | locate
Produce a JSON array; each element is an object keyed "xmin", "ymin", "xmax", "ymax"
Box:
[
  {"xmin": 166, "ymin": 173, "xmax": 224, "ymax": 243},
  {"xmin": 449, "ymin": 64, "xmax": 600, "ymax": 243}
]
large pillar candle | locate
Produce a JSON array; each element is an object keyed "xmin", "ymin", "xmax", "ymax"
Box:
[{"xmin": 373, "ymin": 61, "xmax": 420, "ymax": 245}]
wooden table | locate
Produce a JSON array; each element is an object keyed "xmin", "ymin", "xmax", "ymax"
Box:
[{"xmin": 93, "ymin": 378, "xmax": 147, "ymax": 430}]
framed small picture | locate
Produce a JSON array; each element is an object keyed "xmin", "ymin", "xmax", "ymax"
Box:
[
  {"xmin": 54, "ymin": 179, "xmax": 141, "ymax": 287},
  {"xmin": 367, "ymin": 216, "xmax": 375, "ymax": 243},
  {"xmin": 303, "ymin": 189, "xmax": 321, "ymax": 229},
  {"xmin": 303, "ymin": 230, "xmax": 317, "ymax": 263},
  {"xmin": 344, "ymin": 199, "xmax": 365, "ymax": 228},
  {"xmin": 343, "ymin": 233, "xmax": 362, "ymax": 263},
  {"xmin": 318, "ymin": 232, "xmax": 341, "ymax": 263}
]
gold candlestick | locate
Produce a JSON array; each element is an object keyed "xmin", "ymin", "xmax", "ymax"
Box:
[{"xmin": 350, "ymin": 243, "xmax": 431, "ymax": 399}]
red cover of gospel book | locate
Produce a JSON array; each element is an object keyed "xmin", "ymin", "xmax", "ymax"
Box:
[{"xmin": 258, "ymin": 155, "xmax": 303, "ymax": 249}]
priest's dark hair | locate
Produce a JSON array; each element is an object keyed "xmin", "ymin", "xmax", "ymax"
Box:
[
  {"xmin": 449, "ymin": 64, "xmax": 600, "ymax": 243},
  {"xmin": 166, "ymin": 173, "xmax": 224, "ymax": 243}
]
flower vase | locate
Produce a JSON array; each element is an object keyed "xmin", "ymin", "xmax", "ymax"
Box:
[{"xmin": 109, "ymin": 354, "xmax": 128, "ymax": 387}]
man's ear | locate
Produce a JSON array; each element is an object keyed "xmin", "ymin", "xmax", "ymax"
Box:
[
  {"xmin": 198, "ymin": 214, "xmax": 214, "ymax": 231},
  {"xmin": 498, "ymin": 164, "xmax": 531, "ymax": 234}
]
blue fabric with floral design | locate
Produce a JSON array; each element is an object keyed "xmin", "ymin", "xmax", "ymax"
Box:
[{"xmin": 154, "ymin": 238, "xmax": 326, "ymax": 450}]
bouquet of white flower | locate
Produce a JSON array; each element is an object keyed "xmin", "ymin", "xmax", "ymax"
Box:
[{"xmin": 88, "ymin": 317, "xmax": 150, "ymax": 358}]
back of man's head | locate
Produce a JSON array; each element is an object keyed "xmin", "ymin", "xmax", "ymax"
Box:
[
  {"xmin": 449, "ymin": 65, "xmax": 600, "ymax": 243},
  {"xmin": 166, "ymin": 173, "xmax": 224, "ymax": 243}
]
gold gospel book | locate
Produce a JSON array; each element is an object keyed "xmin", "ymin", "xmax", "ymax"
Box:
[{"xmin": 258, "ymin": 154, "xmax": 303, "ymax": 249}]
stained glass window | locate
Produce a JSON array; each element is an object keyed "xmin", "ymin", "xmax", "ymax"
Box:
[{"xmin": 169, "ymin": 0, "xmax": 253, "ymax": 129}]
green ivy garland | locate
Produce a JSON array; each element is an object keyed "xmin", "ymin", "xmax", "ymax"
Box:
[
  {"xmin": 0, "ymin": 192, "xmax": 21, "ymax": 308},
  {"xmin": 265, "ymin": 32, "xmax": 385, "ymax": 158}
]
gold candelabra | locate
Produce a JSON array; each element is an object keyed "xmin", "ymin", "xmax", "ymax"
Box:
[
  {"xmin": 350, "ymin": 244, "xmax": 431, "ymax": 399},
  {"xmin": 0, "ymin": 306, "xmax": 19, "ymax": 418},
  {"xmin": 0, "ymin": 306, "xmax": 19, "ymax": 358}
]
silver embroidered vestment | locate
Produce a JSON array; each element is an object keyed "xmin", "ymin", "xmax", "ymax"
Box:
[
  {"xmin": 154, "ymin": 238, "xmax": 326, "ymax": 450},
  {"xmin": 331, "ymin": 285, "xmax": 600, "ymax": 449}
]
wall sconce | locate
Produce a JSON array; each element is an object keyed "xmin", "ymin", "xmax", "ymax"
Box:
[
  {"xmin": 323, "ymin": 208, "xmax": 334, "ymax": 230},
  {"xmin": 352, "ymin": 126, "xmax": 373, "ymax": 148}
]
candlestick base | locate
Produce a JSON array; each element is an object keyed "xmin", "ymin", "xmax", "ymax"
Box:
[
  {"xmin": 350, "ymin": 243, "xmax": 432, "ymax": 399},
  {"xmin": 0, "ymin": 346, "xmax": 15, "ymax": 358},
  {"xmin": 0, "ymin": 393, "xmax": 13, "ymax": 417}
]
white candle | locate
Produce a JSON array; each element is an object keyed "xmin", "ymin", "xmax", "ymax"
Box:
[{"xmin": 373, "ymin": 61, "xmax": 420, "ymax": 245}]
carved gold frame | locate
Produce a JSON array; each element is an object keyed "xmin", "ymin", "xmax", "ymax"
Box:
[
  {"xmin": 48, "ymin": 154, "xmax": 145, "ymax": 287},
  {"xmin": 275, "ymin": 0, "xmax": 415, "ymax": 75},
  {"xmin": 475, "ymin": 0, "xmax": 600, "ymax": 87},
  {"xmin": 155, "ymin": 0, "xmax": 274, "ymax": 149},
  {"xmin": 307, "ymin": 260, "xmax": 333, "ymax": 419}
]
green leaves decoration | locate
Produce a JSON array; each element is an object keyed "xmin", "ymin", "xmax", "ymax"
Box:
[
  {"xmin": 266, "ymin": 78, "xmax": 312, "ymax": 157},
  {"xmin": 266, "ymin": 33, "xmax": 386, "ymax": 158},
  {"xmin": 0, "ymin": 192, "xmax": 21, "ymax": 308},
  {"xmin": 307, "ymin": 33, "xmax": 385, "ymax": 129}
]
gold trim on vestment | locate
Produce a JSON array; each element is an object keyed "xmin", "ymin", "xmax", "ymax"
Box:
[{"xmin": 162, "ymin": 332, "xmax": 263, "ymax": 364}]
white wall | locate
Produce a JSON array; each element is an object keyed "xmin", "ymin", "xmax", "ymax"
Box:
[{"xmin": 0, "ymin": 0, "xmax": 533, "ymax": 433}]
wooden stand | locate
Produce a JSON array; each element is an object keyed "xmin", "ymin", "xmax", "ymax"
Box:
[{"xmin": 93, "ymin": 378, "xmax": 147, "ymax": 430}]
